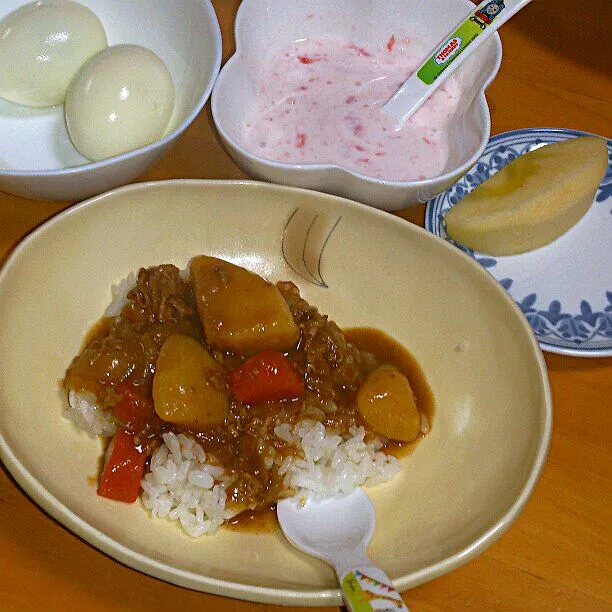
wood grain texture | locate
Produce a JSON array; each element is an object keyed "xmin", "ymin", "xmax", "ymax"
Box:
[{"xmin": 1, "ymin": 0, "xmax": 610, "ymax": 610}]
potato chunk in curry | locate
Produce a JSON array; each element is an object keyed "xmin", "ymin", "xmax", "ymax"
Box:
[
  {"xmin": 190, "ymin": 255, "xmax": 299, "ymax": 356},
  {"xmin": 356, "ymin": 364, "xmax": 421, "ymax": 443},
  {"xmin": 152, "ymin": 334, "xmax": 229, "ymax": 430}
]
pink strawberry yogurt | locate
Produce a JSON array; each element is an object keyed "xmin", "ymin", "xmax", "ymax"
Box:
[{"xmin": 242, "ymin": 36, "xmax": 464, "ymax": 181}]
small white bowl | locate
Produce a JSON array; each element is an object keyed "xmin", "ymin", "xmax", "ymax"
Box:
[
  {"xmin": 212, "ymin": 0, "xmax": 502, "ymax": 211},
  {"xmin": 0, "ymin": 0, "xmax": 222, "ymax": 202}
]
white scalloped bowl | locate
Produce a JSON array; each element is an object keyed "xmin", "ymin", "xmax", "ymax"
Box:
[
  {"xmin": 212, "ymin": 0, "xmax": 502, "ymax": 211},
  {"xmin": 0, "ymin": 0, "xmax": 221, "ymax": 202}
]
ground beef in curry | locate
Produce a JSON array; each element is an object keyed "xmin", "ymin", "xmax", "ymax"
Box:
[{"xmin": 64, "ymin": 258, "xmax": 430, "ymax": 514}]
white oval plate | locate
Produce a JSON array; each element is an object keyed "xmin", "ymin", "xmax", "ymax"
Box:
[
  {"xmin": 425, "ymin": 128, "xmax": 612, "ymax": 358},
  {"xmin": 0, "ymin": 180, "xmax": 551, "ymax": 605}
]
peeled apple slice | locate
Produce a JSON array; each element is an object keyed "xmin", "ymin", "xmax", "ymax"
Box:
[
  {"xmin": 356, "ymin": 365, "xmax": 421, "ymax": 443},
  {"xmin": 445, "ymin": 136, "xmax": 608, "ymax": 255}
]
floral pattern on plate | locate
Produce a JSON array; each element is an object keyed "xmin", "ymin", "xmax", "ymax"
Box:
[{"xmin": 425, "ymin": 128, "xmax": 612, "ymax": 357}]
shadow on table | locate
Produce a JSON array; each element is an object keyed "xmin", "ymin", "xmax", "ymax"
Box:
[
  {"xmin": 544, "ymin": 352, "xmax": 612, "ymax": 373},
  {"xmin": 510, "ymin": 0, "xmax": 611, "ymax": 79}
]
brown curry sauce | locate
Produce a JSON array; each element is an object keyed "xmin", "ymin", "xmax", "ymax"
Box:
[
  {"xmin": 226, "ymin": 327, "xmax": 434, "ymax": 533},
  {"xmin": 64, "ymin": 264, "xmax": 434, "ymax": 532}
]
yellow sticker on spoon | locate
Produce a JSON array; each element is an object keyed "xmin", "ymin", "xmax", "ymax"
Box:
[{"xmin": 342, "ymin": 570, "xmax": 408, "ymax": 610}]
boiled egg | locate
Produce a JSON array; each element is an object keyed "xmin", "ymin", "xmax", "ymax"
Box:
[
  {"xmin": 65, "ymin": 44, "xmax": 175, "ymax": 161},
  {"xmin": 0, "ymin": 0, "xmax": 107, "ymax": 107}
]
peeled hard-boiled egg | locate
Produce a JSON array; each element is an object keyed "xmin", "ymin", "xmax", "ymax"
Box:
[
  {"xmin": 0, "ymin": 0, "xmax": 107, "ymax": 107},
  {"xmin": 65, "ymin": 44, "xmax": 175, "ymax": 161}
]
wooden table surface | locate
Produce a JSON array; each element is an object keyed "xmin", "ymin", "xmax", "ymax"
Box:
[{"xmin": 1, "ymin": 1, "xmax": 610, "ymax": 610}]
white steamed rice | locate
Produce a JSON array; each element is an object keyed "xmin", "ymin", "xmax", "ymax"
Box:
[
  {"xmin": 66, "ymin": 391, "xmax": 401, "ymax": 536},
  {"xmin": 64, "ymin": 390, "xmax": 117, "ymax": 438},
  {"xmin": 141, "ymin": 432, "xmax": 236, "ymax": 536},
  {"xmin": 103, "ymin": 272, "xmax": 136, "ymax": 317},
  {"xmin": 275, "ymin": 420, "xmax": 400, "ymax": 497}
]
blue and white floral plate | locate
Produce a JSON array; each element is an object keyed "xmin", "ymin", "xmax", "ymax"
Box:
[{"xmin": 425, "ymin": 128, "xmax": 612, "ymax": 358}]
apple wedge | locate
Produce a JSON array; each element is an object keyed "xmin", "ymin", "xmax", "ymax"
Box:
[{"xmin": 445, "ymin": 136, "xmax": 608, "ymax": 255}]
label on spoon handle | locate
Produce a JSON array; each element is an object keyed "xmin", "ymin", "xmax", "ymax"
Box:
[
  {"xmin": 342, "ymin": 569, "xmax": 409, "ymax": 611},
  {"xmin": 417, "ymin": 0, "xmax": 507, "ymax": 85}
]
